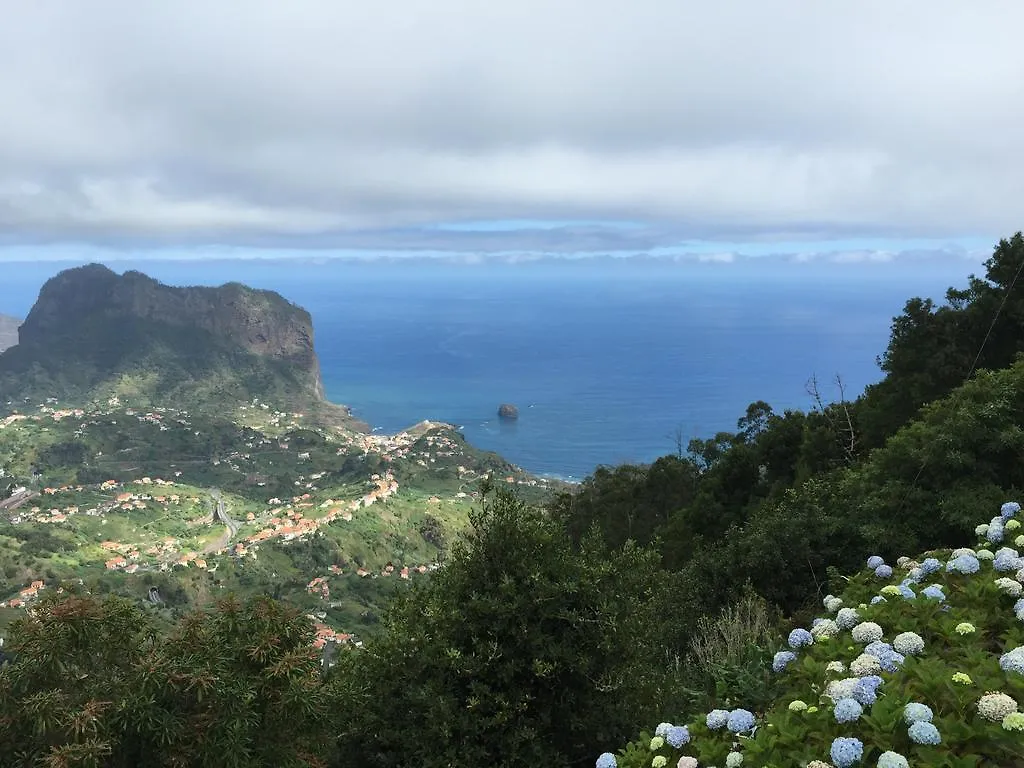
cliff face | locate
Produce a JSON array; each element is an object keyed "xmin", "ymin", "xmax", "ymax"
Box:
[
  {"xmin": 0, "ymin": 315, "xmax": 18, "ymax": 354},
  {"xmin": 0, "ymin": 264, "xmax": 329, "ymax": 409}
]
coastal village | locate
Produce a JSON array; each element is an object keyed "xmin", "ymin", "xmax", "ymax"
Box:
[{"xmin": 0, "ymin": 397, "xmax": 558, "ymax": 647}]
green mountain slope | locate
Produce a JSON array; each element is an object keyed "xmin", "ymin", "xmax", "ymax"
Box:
[{"xmin": 0, "ymin": 264, "xmax": 350, "ymax": 424}]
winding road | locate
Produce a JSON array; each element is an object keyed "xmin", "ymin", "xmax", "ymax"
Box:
[{"xmin": 204, "ymin": 488, "xmax": 241, "ymax": 554}]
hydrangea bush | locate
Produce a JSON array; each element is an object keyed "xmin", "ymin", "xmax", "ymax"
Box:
[{"xmin": 597, "ymin": 502, "xmax": 1024, "ymax": 768}]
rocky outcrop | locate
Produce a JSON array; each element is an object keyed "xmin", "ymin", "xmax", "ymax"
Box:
[
  {"xmin": 0, "ymin": 315, "xmax": 18, "ymax": 354},
  {"xmin": 0, "ymin": 264, "xmax": 332, "ymax": 412},
  {"xmin": 497, "ymin": 403, "xmax": 519, "ymax": 420}
]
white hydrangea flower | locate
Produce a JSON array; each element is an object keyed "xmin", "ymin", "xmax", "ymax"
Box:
[
  {"xmin": 824, "ymin": 596, "xmax": 844, "ymax": 613},
  {"xmin": 900, "ymin": 559, "xmax": 919, "ymax": 571},
  {"xmin": 952, "ymin": 547, "xmax": 978, "ymax": 559},
  {"xmin": 825, "ymin": 660, "xmax": 846, "ymax": 674},
  {"xmin": 825, "ymin": 677, "xmax": 860, "ymax": 702},
  {"xmin": 850, "ymin": 653, "xmax": 882, "ymax": 676},
  {"xmin": 977, "ymin": 523, "xmax": 991, "ymax": 536},
  {"xmin": 811, "ymin": 619, "xmax": 840, "ymax": 639},
  {"xmin": 835, "ymin": 607, "xmax": 859, "ymax": 629},
  {"xmin": 893, "ymin": 631, "xmax": 925, "ymax": 656},
  {"xmin": 977, "ymin": 549, "xmax": 995, "ymax": 560},
  {"xmin": 996, "ymin": 578, "xmax": 1023, "ymax": 597},
  {"xmin": 851, "ymin": 622, "xmax": 884, "ymax": 644},
  {"xmin": 897, "ymin": 556, "xmax": 910, "ymax": 567},
  {"xmin": 978, "ymin": 692, "xmax": 1018, "ymax": 722},
  {"xmin": 1008, "ymin": 519, "xmax": 1021, "ymax": 532},
  {"xmin": 1015, "ymin": 535, "xmax": 1024, "ymax": 548}
]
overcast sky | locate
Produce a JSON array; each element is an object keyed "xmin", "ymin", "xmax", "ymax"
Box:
[{"xmin": 2, "ymin": 1, "xmax": 1023, "ymax": 261}]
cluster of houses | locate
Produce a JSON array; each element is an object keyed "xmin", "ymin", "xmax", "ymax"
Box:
[{"xmin": 0, "ymin": 579, "xmax": 45, "ymax": 609}]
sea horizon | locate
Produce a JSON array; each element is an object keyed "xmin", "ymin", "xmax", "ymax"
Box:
[{"xmin": 0, "ymin": 257, "xmax": 984, "ymax": 479}]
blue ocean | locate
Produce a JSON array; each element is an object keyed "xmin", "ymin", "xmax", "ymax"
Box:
[{"xmin": 0, "ymin": 258, "xmax": 979, "ymax": 479}]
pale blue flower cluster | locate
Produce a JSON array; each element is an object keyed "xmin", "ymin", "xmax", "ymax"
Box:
[
  {"xmin": 896, "ymin": 584, "xmax": 915, "ymax": 600},
  {"xmin": 833, "ymin": 697, "xmax": 863, "ymax": 723},
  {"xmin": 851, "ymin": 675, "xmax": 883, "ymax": 706},
  {"xmin": 772, "ymin": 650, "xmax": 797, "ymax": 672},
  {"xmin": 866, "ymin": 555, "xmax": 884, "ymax": 569},
  {"xmin": 903, "ymin": 702, "xmax": 933, "ymax": 724},
  {"xmin": 870, "ymin": 595, "xmax": 886, "ymax": 605},
  {"xmin": 788, "ymin": 628, "xmax": 813, "ymax": 648},
  {"xmin": 921, "ymin": 584, "xmax": 945, "ymax": 601},
  {"xmin": 666, "ymin": 725, "xmax": 689, "ymax": 748},
  {"xmin": 988, "ymin": 518, "xmax": 1005, "ymax": 543},
  {"xmin": 908, "ymin": 721, "xmax": 942, "ymax": 745},
  {"xmin": 706, "ymin": 709, "xmax": 729, "ymax": 730},
  {"xmin": 874, "ymin": 564, "xmax": 893, "ymax": 579},
  {"xmin": 1003, "ymin": 501, "xmax": 1021, "ymax": 519},
  {"xmin": 596, "ymin": 753, "xmax": 617, "ymax": 768},
  {"xmin": 726, "ymin": 709, "xmax": 755, "ymax": 733},
  {"xmin": 829, "ymin": 737, "xmax": 864, "ymax": 768},
  {"xmin": 654, "ymin": 722, "xmax": 672, "ymax": 738},
  {"xmin": 1000, "ymin": 647, "xmax": 1024, "ymax": 675},
  {"xmin": 947, "ymin": 554, "xmax": 981, "ymax": 574},
  {"xmin": 919, "ymin": 557, "xmax": 942, "ymax": 575},
  {"xmin": 877, "ymin": 751, "xmax": 910, "ymax": 768},
  {"xmin": 864, "ymin": 641, "xmax": 905, "ymax": 672},
  {"xmin": 994, "ymin": 548, "xmax": 1024, "ymax": 572}
]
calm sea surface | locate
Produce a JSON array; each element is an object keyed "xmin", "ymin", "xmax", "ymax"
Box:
[{"xmin": 0, "ymin": 258, "xmax": 978, "ymax": 478}]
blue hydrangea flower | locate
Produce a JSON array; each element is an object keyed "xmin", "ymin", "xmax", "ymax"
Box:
[
  {"xmin": 773, "ymin": 650, "xmax": 797, "ymax": 672},
  {"xmin": 874, "ymin": 564, "xmax": 893, "ymax": 579},
  {"xmin": 1004, "ymin": 501, "xmax": 1022, "ymax": 520},
  {"xmin": 666, "ymin": 725, "xmax": 689, "ymax": 748},
  {"xmin": 903, "ymin": 702, "xmax": 933, "ymax": 724},
  {"xmin": 788, "ymin": 628, "xmax": 813, "ymax": 648},
  {"xmin": 896, "ymin": 584, "xmax": 916, "ymax": 600},
  {"xmin": 706, "ymin": 709, "xmax": 729, "ymax": 730},
  {"xmin": 908, "ymin": 721, "xmax": 942, "ymax": 745},
  {"xmin": 877, "ymin": 751, "xmax": 909, "ymax": 768},
  {"xmin": 830, "ymin": 736, "xmax": 864, "ymax": 768},
  {"xmin": 922, "ymin": 584, "xmax": 945, "ymax": 601},
  {"xmin": 596, "ymin": 753, "xmax": 617, "ymax": 768},
  {"xmin": 999, "ymin": 647, "xmax": 1024, "ymax": 675},
  {"xmin": 812, "ymin": 618, "xmax": 825, "ymax": 627},
  {"xmin": 995, "ymin": 553, "xmax": 1024, "ymax": 572},
  {"xmin": 834, "ymin": 697, "xmax": 863, "ymax": 723},
  {"xmin": 919, "ymin": 557, "xmax": 942, "ymax": 575},
  {"xmin": 726, "ymin": 709, "xmax": 755, "ymax": 733},
  {"xmin": 989, "ymin": 523, "xmax": 1006, "ymax": 544},
  {"xmin": 867, "ymin": 555, "xmax": 885, "ymax": 569},
  {"xmin": 870, "ymin": 595, "xmax": 887, "ymax": 605},
  {"xmin": 865, "ymin": 641, "xmax": 905, "ymax": 672},
  {"xmin": 947, "ymin": 554, "xmax": 981, "ymax": 574},
  {"xmin": 851, "ymin": 676, "xmax": 881, "ymax": 706}
]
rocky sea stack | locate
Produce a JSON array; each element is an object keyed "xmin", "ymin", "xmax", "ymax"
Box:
[{"xmin": 497, "ymin": 403, "xmax": 519, "ymax": 420}]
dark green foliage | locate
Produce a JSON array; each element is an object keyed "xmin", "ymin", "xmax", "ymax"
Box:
[
  {"xmin": 0, "ymin": 593, "xmax": 336, "ymax": 767},
  {"xmin": 333, "ymin": 487, "xmax": 668, "ymax": 767}
]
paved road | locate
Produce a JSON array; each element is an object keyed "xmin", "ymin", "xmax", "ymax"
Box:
[
  {"xmin": 204, "ymin": 488, "xmax": 241, "ymax": 553},
  {"xmin": 0, "ymin": 490, "xmax": 37, "ymax": 512}
]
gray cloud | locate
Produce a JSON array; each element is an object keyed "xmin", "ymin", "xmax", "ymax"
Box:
[{"xmin": 1, "ymin": 1, "xmax": 1023, "ymax": 251}]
